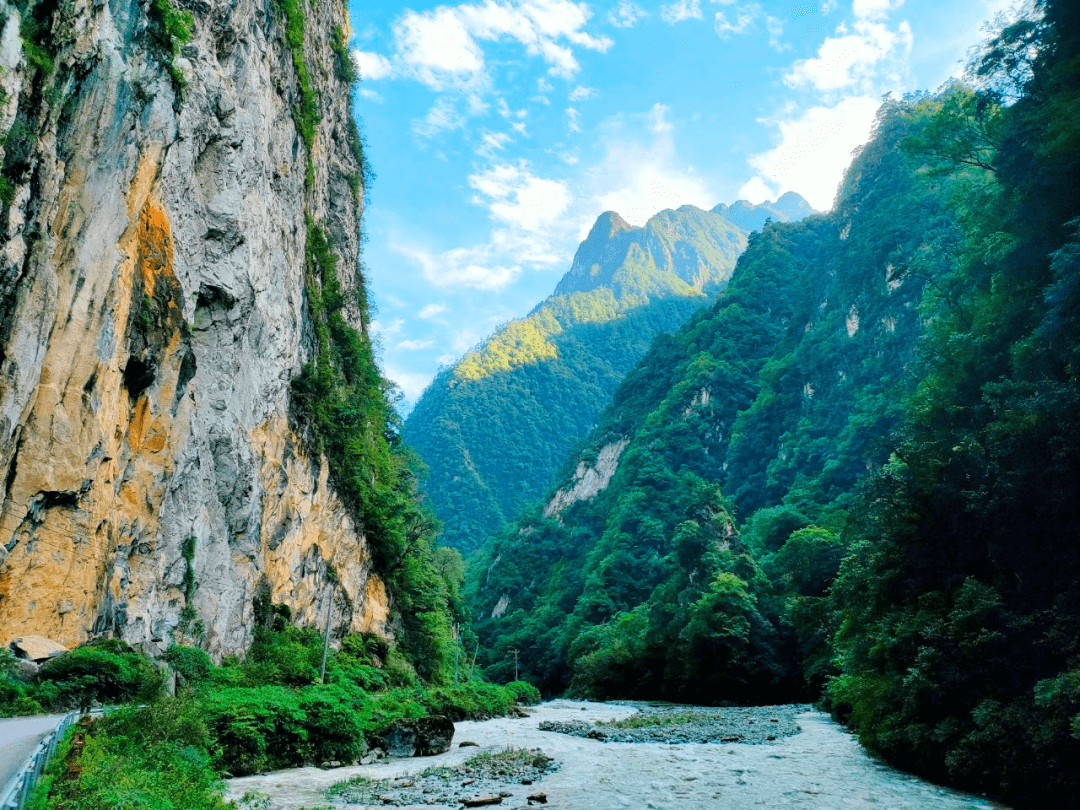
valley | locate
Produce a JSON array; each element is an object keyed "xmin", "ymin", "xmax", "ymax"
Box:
[{"xmin": 0, "ymin": 0, "xmax": 1077, "ymax": 808}]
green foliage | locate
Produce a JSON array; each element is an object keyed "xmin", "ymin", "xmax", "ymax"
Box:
[
  {"xmin": 163, "ymin": 645, "xmax": 213, "ymax": 684},
  {"xmin": 291, "ymin": 217, "xmax": 457, "ymax": 679},
  {"xmin": 16, "ymin": 2, "xmax": 57, "ymax": 78},
  {"xmin": 36, "ymin": 639, "xmax": 163, "ymax": 709},
  {"xmin": 40, "ymin": 705, "xmax": 230, "ymax": 810},
  {"xmin": 826, "ymin": 2, "xmax": 1080, "ymax": 803},
  {"xmin": 274, "ymin": 0, "xmax": 319, "ymax": 182},
  {"xmin": 468, "ymin": 132, "xmax": 933, "ymax": 701},
  {"xmin": 148, "ymin": 0, "xmax": 194, "ymax": 94},
  {"xmin": 176, "ymin": 535, "xmax": 205, "ymax": 642},
  {"xmin": 505, "ymin": 680, "xmax": 541, "ymax": 705},
  {"xmin": 0, "ymin": 176, "xmax": 15, "ymax": 206},
  {"xmin": 330, "ymin": 25, "xmax": 356, "ymax": 84},
  {"xmin": 0, "ymin": 673, "xmax": 44, "ymax": 718},
  {"xmin": 467, "ymin": 26, "xmax": 1080, "ymax": 806}
]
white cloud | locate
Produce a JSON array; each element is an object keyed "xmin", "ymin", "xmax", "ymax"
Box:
[
  {"xmin": 419, "ymin": 304, "xmax": 447, "ymax": 319},
  {"xmin": 393, "ymin": 161, "xmax": 577, "ymax": 291},
  {"xmin": 585, "ymin": 103, "xmax": 716, "ymax": 225},
  {"xmin": 397, "ymin": 339, "xmax": 436, "ymax": 351},
  {"xmin": 566, "ymin": 106, "xmax": 582, "ymax": 132},
  {"xmin": 661, "ymin": 0, "xmax": 702, "ymax": 25},
  {"xmin": 715, "ymin": 7, "xmax": 755, "ymax": 38},
  {"xmin": 736, "ymin": 176, "xmax": 778, "ymax": 204},
  {"xmin": 391, "ymin": 0, "xmax": 612, "ymax": 91},
  {"xmin": 358, "ymin": 88, "xmax": 383, "ymax": 102},
  {"xmin": 372, "ymin": 317, "xmax": 406, "ymax": 338},
  {"xmin": 766, "ymin": 15, "xmax": 787, "ymax": 50},
  {"xmin": 609, "ymin": 0, "xmax": 647, "ymax": 27},
  {"xmin": 396, "ymin": 8, "xmax": 486, "ymax": 89},
  {"xmin": 569, "ymin": 85, "xmax": 596, "ymax": 101},
  {"xmin": 396, "ymin": 242, "xmax": 522, "ymax": 290},
  {"xmin": 352, "ymin": 50, "xmax": 394, "ymax": 81},
  {"xmin": 741, "ymin": 95, "xmax": 881, "ymax": 210},
  {"xmin": 381, "ymin": 362, "xmax": 434, "ymax": 405},
  {"xmin": 537, "ymin": 77, "xmax": 554, "ymax": 92},
  {"xmin": 414, "ymin": 96, "xmax": 469, "ymax": 137},
  {"xmin": 477, "ymin": 129, "xmax": 514, "ymax": 158},
  {"xmin": 853, "ymin": 0, "xmax": 904, "ymax": 20},
  {"xmin": 470, "ymin": 162, "xmax": 573, "ymax": 234},
  {"xmin": 784, "ymin": 20, "xmax": 912, "ymax": 92}
]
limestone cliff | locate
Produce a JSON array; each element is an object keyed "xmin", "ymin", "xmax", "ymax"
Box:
[{"xmin": 0, "ymin": 0, "xmax": 389, "ymax": 656}]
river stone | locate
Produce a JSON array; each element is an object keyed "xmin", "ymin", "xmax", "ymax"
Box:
[
  {"xmin": 462, "ymin": 797, "xmax": 503, "ymax": 807},
  {"xmin": 384, "ymin": 716, "xmax": 455, "ymax": 757}
]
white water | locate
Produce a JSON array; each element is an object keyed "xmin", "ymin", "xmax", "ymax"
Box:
[{"xmin": 226, "ymin": 700, "xmax": 1007, "ymax": 809}]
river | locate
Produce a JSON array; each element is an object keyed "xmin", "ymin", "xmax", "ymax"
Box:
[{"xmin": 226, "ymin": 699, "xmax": 1007, "ymax": 809}]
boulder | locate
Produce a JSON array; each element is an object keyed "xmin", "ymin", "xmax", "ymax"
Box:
[
  {"xmin": 383, "ymin": 716, "xmax": 455, "ymax": 757},
  {"xmin": 10, "ymin": 635, "xmax": 67, "ymax": 663},
  {"xmin": 14, "ymin": 659, "xmax": 39, "ymax": 682},
  {"xmin": 462, "ymin": 797, "xmax": 503, "ymax": 807}
]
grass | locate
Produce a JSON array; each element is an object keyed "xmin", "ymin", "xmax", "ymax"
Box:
[{"xmin": 597, "ymin": 711, "xmax": 716, "ymax": 730}]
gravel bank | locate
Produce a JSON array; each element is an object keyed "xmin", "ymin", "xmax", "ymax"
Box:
[
  {"xmin": 538, "ymin": 702, "xmax": 808, "ymax": 744},
  {"xmin": 325, "ymin": 747, "xmax": 557, "ymax": 807}
]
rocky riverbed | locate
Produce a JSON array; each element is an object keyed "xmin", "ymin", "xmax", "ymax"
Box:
[
  {"xmin": 226, "ymin": 700, "xmax": 1008, "ymax": 810},
  {"xmin": 539, "ymin": 702, "xmax": 807, "ymax": 744}
]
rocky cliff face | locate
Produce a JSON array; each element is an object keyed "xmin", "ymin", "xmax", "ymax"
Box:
[{"xmin": 0, "ymin": 0, "xmax": 388, "ymax": 656}]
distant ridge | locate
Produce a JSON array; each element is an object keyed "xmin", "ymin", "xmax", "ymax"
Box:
[{"xmin": 404, "ymin": 194, "xmax": 815, "ymax": 552}]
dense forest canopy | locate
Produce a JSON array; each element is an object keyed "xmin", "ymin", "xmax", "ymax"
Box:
[{"xmin": 461, "ymin": 1, "xmax": 1080, "ymax": 805}]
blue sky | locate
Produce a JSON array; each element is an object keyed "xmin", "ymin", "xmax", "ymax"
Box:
[{"xmin": 345, "ymin": 0, "xmax": 1012, "ymax": 406}]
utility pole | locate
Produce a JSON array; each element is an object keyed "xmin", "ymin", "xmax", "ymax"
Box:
[
  {"xmin": 452, "ymin": 622, "xmax": 460, "ymax": 684},
  {"xmin": 511, "ymin": 648, "xmax": 519, "ymax": 682},
  {"xmin": 319, "ymin": 582, "xmax": 335, "ymax": 683}
]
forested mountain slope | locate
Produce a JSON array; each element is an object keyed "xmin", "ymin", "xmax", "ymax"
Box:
[
  {"xmin": 405, "ymin": 195, "xmax": 812, "ymax": 552},
  {"xmin": 469, "ymin": 104, "xmax": 943, "ymax": 698},
  {"xmin": 469, "ymin": 1, "xmax": 1080, "ymax": 804}
]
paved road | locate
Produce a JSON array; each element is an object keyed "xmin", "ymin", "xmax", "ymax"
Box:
[{"xmin": 0, "ymin": 715, "xmax": 66, "ymax": 796}]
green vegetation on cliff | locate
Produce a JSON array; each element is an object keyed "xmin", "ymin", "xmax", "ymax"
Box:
[
  {"xmin": 405, "ymin": 198, "xmax": 813, "ymax": 553},
  {"xmin": 466, "ymin": 2, "xmax": 1080, "ymax": 803}
]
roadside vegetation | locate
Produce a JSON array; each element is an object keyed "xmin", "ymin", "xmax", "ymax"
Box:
[{"xmin": 4, "ymin": 624, "xmax": 539, "ymax": 809}]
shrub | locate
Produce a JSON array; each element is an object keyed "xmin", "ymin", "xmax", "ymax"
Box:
[
  {"xmin": 383, "ymin": 645, "xmax": 420, "ymax": 689},
  {"xmin": 94, "ymin": 692, "xmax": 211, "ymax": 751},
  {"xmin": 30, "ymin": 697, "xmax": 229, "ymax": 810},
  {"xmin": 338, "ymin": 662, "xmax": 389, "ymax": 692},
  {"xmin": 244, "ymin": 626, "xmax": 323, "ymax": 686},
  {"xmin": 0, "ymin": 677, "xmax": 43, "ymax": 717},
  {"xmin": 36, "ymin": 639, "xmax": 162, "ymax": 708},
  {"xmin": 201, "ymin": 686, "xmax": 311, "ymax": 774},
  {"xmin": 301, "ymin": 692, "xmax": 365, "ymax": 763},
  {"xmin": 0, "ymin": 176, "xmax": 15, "ymax": 206},
  {"xmin": 163, "ymin": 645, "xmax": 213, "ymax": 684},
  {"xmin": 505, "ymin": 680, "xmax": 542, "ymax": 705}
]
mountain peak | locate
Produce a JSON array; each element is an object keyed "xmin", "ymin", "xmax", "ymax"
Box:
[
  {"xmin": 712, "ymin": 193, "xmax": 816, "ymax": 233},
  {"xmin": 592, "ymin": 210, "xmax": 635, "ymax": 238}
]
